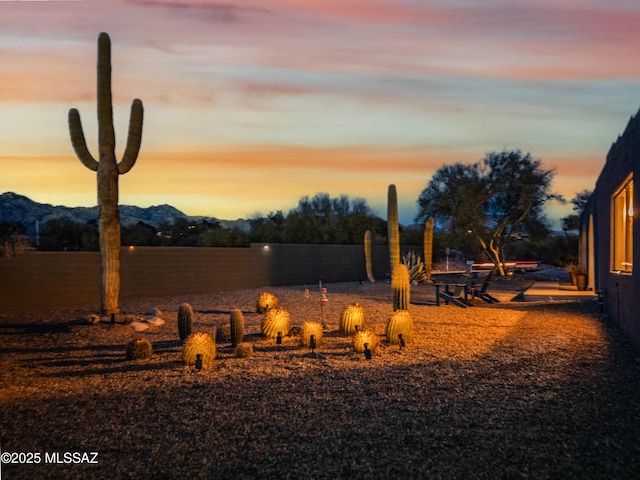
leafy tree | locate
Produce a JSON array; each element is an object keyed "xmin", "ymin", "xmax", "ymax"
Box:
[
  {"xmin": 249, "ymin": 211, "xmax": 286, "ymax": 243},
  {"xmin": 415, "ymin": 150, "xmax": 562, "ymax": 275},
  {"xmin": 281, "ymin": 193, "xmax": 384, "ymax": 244},
  {"xmin": 561, "ymin": 189, "xmax": 592, "ymax": 233},
  {"xmin": 247, "ymin": 193, "xmax": 384, "ymax": 245}
]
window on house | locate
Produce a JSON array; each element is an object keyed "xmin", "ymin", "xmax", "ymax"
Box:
[{"xmin": 612, "ymin": 177, "xmax": 633, "ymax": 272}]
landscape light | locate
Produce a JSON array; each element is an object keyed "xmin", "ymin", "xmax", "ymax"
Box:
[
  {"xmin": 276, "ymin": 331, "xmax": 282, "ymax": 345},
  {"xmin": 195, "ymin": 354, "xmax": 203, "ymax": 371},
  {"xmin": 364, "ymin": 343, "xmax": 372, "ymax": 360}
]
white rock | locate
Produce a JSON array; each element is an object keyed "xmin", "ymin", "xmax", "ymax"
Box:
[{"xmin": 130, "ymin": 321, "xmax": 149, "ymax": 332}]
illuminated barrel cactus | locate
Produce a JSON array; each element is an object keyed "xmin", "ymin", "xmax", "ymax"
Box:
[
  {"xmin": 256, "ymin": 291, "xmax": 279, "ymax": 313},
  {"xmin": 178, "ymin": 303, "xmax": 193, "ymax": 341},
  {"xmin": 353, "ymin": 329, "xmax": 380, "ymax": 353},
  {"xmin": 386, "ymin": 310, "xmax": 413, "ymax": 345},
  {"xmin": 261, "ymin": 306, "xmax": 290, "ymax": 339},
  {"xmin": 300, "ymin": 321, "xmax": 323, "ymax": 347},
  {"xmin": 126, "ymin": 337, "xmax": 153, "ymax": 360},
  {"xmin": 339, "ymin": 303, "xmax": 366, "ymax": 336},
  {"xmin": 182, "ymin": 332, "xmax": 216, "ymax": 369}
]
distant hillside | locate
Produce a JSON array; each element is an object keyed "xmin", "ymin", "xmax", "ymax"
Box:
[{"xmin": 0, "ymin": 192, "xmax": 250, "ymax": 241}]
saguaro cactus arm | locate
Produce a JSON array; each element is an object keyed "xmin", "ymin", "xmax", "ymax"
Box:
[
  {"xmin": 118, "ymin": 98, "xmax": 144, "ymax": 174},
  {"xmin": 68, "ymin": 109, "xmax": 99, "ymax": 171}
]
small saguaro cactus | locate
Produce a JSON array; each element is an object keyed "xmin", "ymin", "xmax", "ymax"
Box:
[
  {"xmin": 126, "ymin": 337, "xmax": 153, "ymax": 360},
  {"xmin": 386, "ymin": 310, "xmax": 414, "ymax": 345},
  {"xmin": 392, "ymin": 263, "xmax": 410, "ymax": 311},
  {"xmin": 178, "ymin": 303, "xmax": 193, "ymax": 341},
  {"xmin": 68, "ymin": 32, "xmax": 144, "ymax": 315},
  {"xmin": 261, "ymin": 306, "xmax": 291, "ymax": 339},
  {"xmin": 182, "ymin": 332, "xmax": 216, "ymax": 369},
  {"xmin": 364, "ymin": 230, "xmax": 375, "ymax": 282},
  {"xmin": 300, "ymin": 321, "xmax": 323, "ymax": 347},
  {"xmin": 230, "ymin": 309, "xmax": 245, "ymax": 348},
  {"xmin": 387, "ymin": 184, "xmax": 400, "ymax": 270},
  {"xmin": 353, "ymin": 329, "xmax": 380, "ymax": 354},
  {"xmin": 423, "ymin": 217, "xmax": 435, "ymax": 282},
  {"xmin": 256, "ymin": 291, "xmax": 279, "ymax": 313},
  {"xmin": 339, "ymin": 303, "xmax": 366, "ymax": 336}
]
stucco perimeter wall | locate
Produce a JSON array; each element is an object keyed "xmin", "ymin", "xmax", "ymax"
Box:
[{"xmin": 0, "ymin": 244, "xmax": 393, "ymax": 314}]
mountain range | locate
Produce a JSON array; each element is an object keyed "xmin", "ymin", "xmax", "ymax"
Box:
[{"xmin": 0, "ymin": 192, "xmax": 250, "ymax": 241}]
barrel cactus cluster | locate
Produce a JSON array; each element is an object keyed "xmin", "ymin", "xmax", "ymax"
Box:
[
  {"xmin": 261, "ymin": 306, "xmax": 290, "ymax": 339},
  {"xmin": 386, "ymin": 310, "xmax": 413, "ymax": 345},
  {"xmin": 256, "ymin": 291, "xmax": 279, "ymax": 313},
  {"xmin": 339, "ymin": 303, "xmax": 366, "ymax": 336},
  {"xmin": 126, "ymin": 337, "xmax": 153, "ymax": 360},
  {"xmin": 182, "ymin": 332, "xmax": 216, "ymax": 369},
  {"xmin": 353, "ymin": 329, "xmax": 379, "ymax": 353},
  {"xmin": 300, "ymin": 321, "xmax": 323, "ymax": 347}
]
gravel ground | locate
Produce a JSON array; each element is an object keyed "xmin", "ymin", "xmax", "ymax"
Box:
[{"xmin": 1, "ymin": 274, "xmax": 640, "ymax": 480}]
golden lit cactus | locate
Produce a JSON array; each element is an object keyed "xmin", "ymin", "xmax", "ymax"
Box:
[
  {"xmin": 182, "ymin": 332, "xmax": 216, "ymax": 369},
  {"xmin": 261, "ymin": 306, "xmax": 290, "ymax": 339},
  {"xmin": 339, "ymin": 303, "xmax": 366, "ymax": 336},
  {"xmin": 392, "ymin": 263, "xmax": 410, "ymax": 311},
  {"xmin": 353, "ymin": 329, "xmax": 380, "ymax": 353},
  {"xmin": 364, "ymin": 230, "xmax": 375, "ymax": 282},
  {"xmin": 234, "ymin": 342, "xmax": 254, "ymax": 358},
  {"xmin": 300, "ymin": 321, "xmax": 323, "ymax": 347},
  {"xmin": 126, "ymin": 337, "xmax": 152, "ymax": 360},
  {"xmin": 423, "ymin": 217, "xmax": 435, "ymax": 282},
  {"xmin": 256, "ymin": 291, "xmax": 279, "ymax": 313},
  {"xmin": 386, "ymin": 310, "xmax": 413, "ymax": 345},
  {"xmin": 177, "ymin": 303, "xmax": 193, "ymax": 341},
  {"xmin": 230, "ymin": 308, "xmax": 245, "ymax": 347},
  {"xmin": 387, "ymin": 184, "xmax": 400, "ymax": 270},
  {"xmin": 68, "ymin": 32, "xmax": 144, "ymax": 314}
]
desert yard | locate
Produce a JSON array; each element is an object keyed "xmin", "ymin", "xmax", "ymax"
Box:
[{"xmin": 1, "ymin": 275, "xmax": 640, "ymax": 479}]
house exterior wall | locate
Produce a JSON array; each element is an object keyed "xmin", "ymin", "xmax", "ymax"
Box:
[
  {"xmin": 582, "ymin": 109, "xmax": 640, "ymax": 353},
  {"xmin": 0, "ymin": 244, "xmax": 396, "ymax": 314}
]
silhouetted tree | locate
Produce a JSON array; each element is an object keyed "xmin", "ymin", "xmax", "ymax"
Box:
[
  {"xmin": 416, "ymin": 150, "xmax": 562, "ymax": 275},
  {"xmin": 121, "ymin": 221, "xmax": 159, "ymax": 246},
  {"xmin": 0, "ymin": 221, "xmax": 29, "ymax": 257},
  {"xmin": 561, "ymin": 189, "xmax": 592, "ymax": 233},
  {"xmin": 38, "ymin": 220, "xmax": 99, "ymax": 251}
]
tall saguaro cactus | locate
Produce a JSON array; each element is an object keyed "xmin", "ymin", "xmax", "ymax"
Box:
[
  {"xmin": 364, "ymin": 230, "xmax": 375, "ymax": 282},
  {"xmin": 387, "ymin": 184, "xmax": 400, "ymax": 271},
  {"xmin": 423, "ymin": 217, "xmax": 435, "ymax": 282},
  {"xmin": 68, "ymin": 32, "xmax": 144, "ymax": 314}
]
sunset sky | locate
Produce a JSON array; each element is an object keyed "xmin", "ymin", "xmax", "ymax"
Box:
[{"xmin": 2, "ymin": 0, "xmax": 640, "ymax": 226}]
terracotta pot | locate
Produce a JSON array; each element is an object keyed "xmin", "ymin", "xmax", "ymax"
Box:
[{"xmin": 576, "ymin": 274, "xmax": 588, "ymax": 291}]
